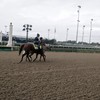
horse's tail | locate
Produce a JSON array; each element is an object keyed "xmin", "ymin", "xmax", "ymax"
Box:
[{"xmin": 19, "ymin": 44, "xmax": 24, "ymax": 55}]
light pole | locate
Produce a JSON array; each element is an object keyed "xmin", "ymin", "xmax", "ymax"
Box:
[
  {"xmin": 76, "ymin": 5, "xmax": 81, "ymax": 43},
  {"xmin": 23, "ymin": 24, "xmax": 32, "ymax": 43},
  {"xmin": 82, "ymin": 25, "xmax": 85, "ymax": 44},
  {"xmin": 54, "ymin": 28, "xmax": 56, "ymax": 39},
  {"xmin": 66, "ymin": 28, "xmax": 69, "ymax": 41},
  {"xmin": 89, "ymin": 19, "xmax": 93, "ymax": 44},
  {"xmin": 48, "ymin": 29, "xmax": 50, "ymax": 40}
]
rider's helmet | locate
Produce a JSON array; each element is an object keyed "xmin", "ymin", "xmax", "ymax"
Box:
[
  {"xmin": 40, "ymin": 37, "xmax": 43, "ymax": 40},
  {"xmin": 37, "ymin": 33, "xmax": 40, "ymax": 37}
]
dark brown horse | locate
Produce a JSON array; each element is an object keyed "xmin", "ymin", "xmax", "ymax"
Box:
[{"xmin": 19, "ymin": 43, "xmax": 46, "ymax": 63}]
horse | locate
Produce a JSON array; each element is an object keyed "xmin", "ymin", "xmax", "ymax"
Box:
[{"xmin": 18, "ymin": 43, "xmax": 46, "ymax": 63}]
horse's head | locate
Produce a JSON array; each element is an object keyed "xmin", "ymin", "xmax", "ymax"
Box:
[{"xmin": 42, "ymin": 44, "xmax": 51, "ymax": 51}]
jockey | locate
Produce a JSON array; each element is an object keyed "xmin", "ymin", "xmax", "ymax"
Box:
[
  {"xmin": 34, "ymin": 33, "xmax": 40, "ymax": 49},
  {"xmin": 40, "ymin": 37, "xmax": 45, "ymax": 46},
  {"xmin": 40, "ymin": 37, "xmax": 45, "ymax": 50}
]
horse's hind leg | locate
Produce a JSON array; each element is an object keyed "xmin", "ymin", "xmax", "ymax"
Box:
[
  {"xmin": 29, "ymin": 55, "xmax": 32, "ymax": 61},
  {"xmin": 39, "ymin": 55, "xmax": 42, "ymax": 61},
  {"xmin": 29, "ymin": 52, "xmax": 34, "ymax": 62},
  {"xmin": 33, "ymin": 53, "xmax": 38, "ymax": 62},
  {"xmin": 26, "ymin": 53, "xmax": 31, "ymax": 62},
  {"xmin": 19, "ymin": 53, "xmax": 26, "ymax": 63},
  {"xmin": 25, "ymin": 56, "xmax": 28, "ymax": 62}
]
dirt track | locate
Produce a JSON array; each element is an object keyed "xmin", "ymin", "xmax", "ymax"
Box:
[{"xmin": 0, "ymin": 51, "xmax": 100, "ymax": 100}]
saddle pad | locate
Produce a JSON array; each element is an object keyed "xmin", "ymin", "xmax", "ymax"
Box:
[
  {"xmin": 33, "ymin": 44, "xmax": 42, "ymax": 50},
  {"xmin": 33, "ymin": 44, "xmax": 38, "ymax": 50}
]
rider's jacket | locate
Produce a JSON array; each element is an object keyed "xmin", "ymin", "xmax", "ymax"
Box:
[{"xmin": 34, "ymin": 37, "xmax": 40, "ymax": 45}]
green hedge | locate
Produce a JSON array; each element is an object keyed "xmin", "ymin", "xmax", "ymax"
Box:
[
  {"xmin": 50, "ymin": 47, "xmax": 100, "ymax": 53},
  {"xmin": 0, "ymin": 46, "xmax": 19, "ymax": 51}
]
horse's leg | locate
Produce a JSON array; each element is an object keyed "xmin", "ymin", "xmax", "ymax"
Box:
[
  {"xmin": 26, "ymin": 53, "xmax": 31, "ymax": 62},
  {"xmin": 39, "ymin": 55, "xmax": 42, "ymax": 61},
  {"xmin": 29, "ymin": 52, "xmax": 34, "ymax": 61},
  {"xmin": 40, "ymin": 52, "xmax": 46, "ymax": 62},
  {"xmin": 25, "ymin": 52, "xmax": 30, "ymax": 62},
  {"xmin": 33, "ymin": 53, "xmax": 38, "ymax": 62},
  {"xmin": 26, "ymin": 55, "xmax": 28, "ymax": 61},
  {"xmin": 29, "ymin": 55, "xmax": 32, "ymax": 61},
  {"xmin": 43, "ymin": 54, "xmax": 46, "ymax": 62},
  {"xmin": 19, "ymin": 53, "xmax": 26, "ymax": 63},
  {"xmin": 41, "ymin": 50, "xmax": 46, "ymax": 62},
  {"xmin": 28, "ymin": 52, "xmax": 34, "ymax": 61},
  {"xmin": 26, "ymin": 56, "xmax": 27, "ymax": 61}
]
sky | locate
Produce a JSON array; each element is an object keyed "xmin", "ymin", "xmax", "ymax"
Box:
[{"xmin": 0, "ymin": 0, "xmax": 100, "ymax": 43}]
